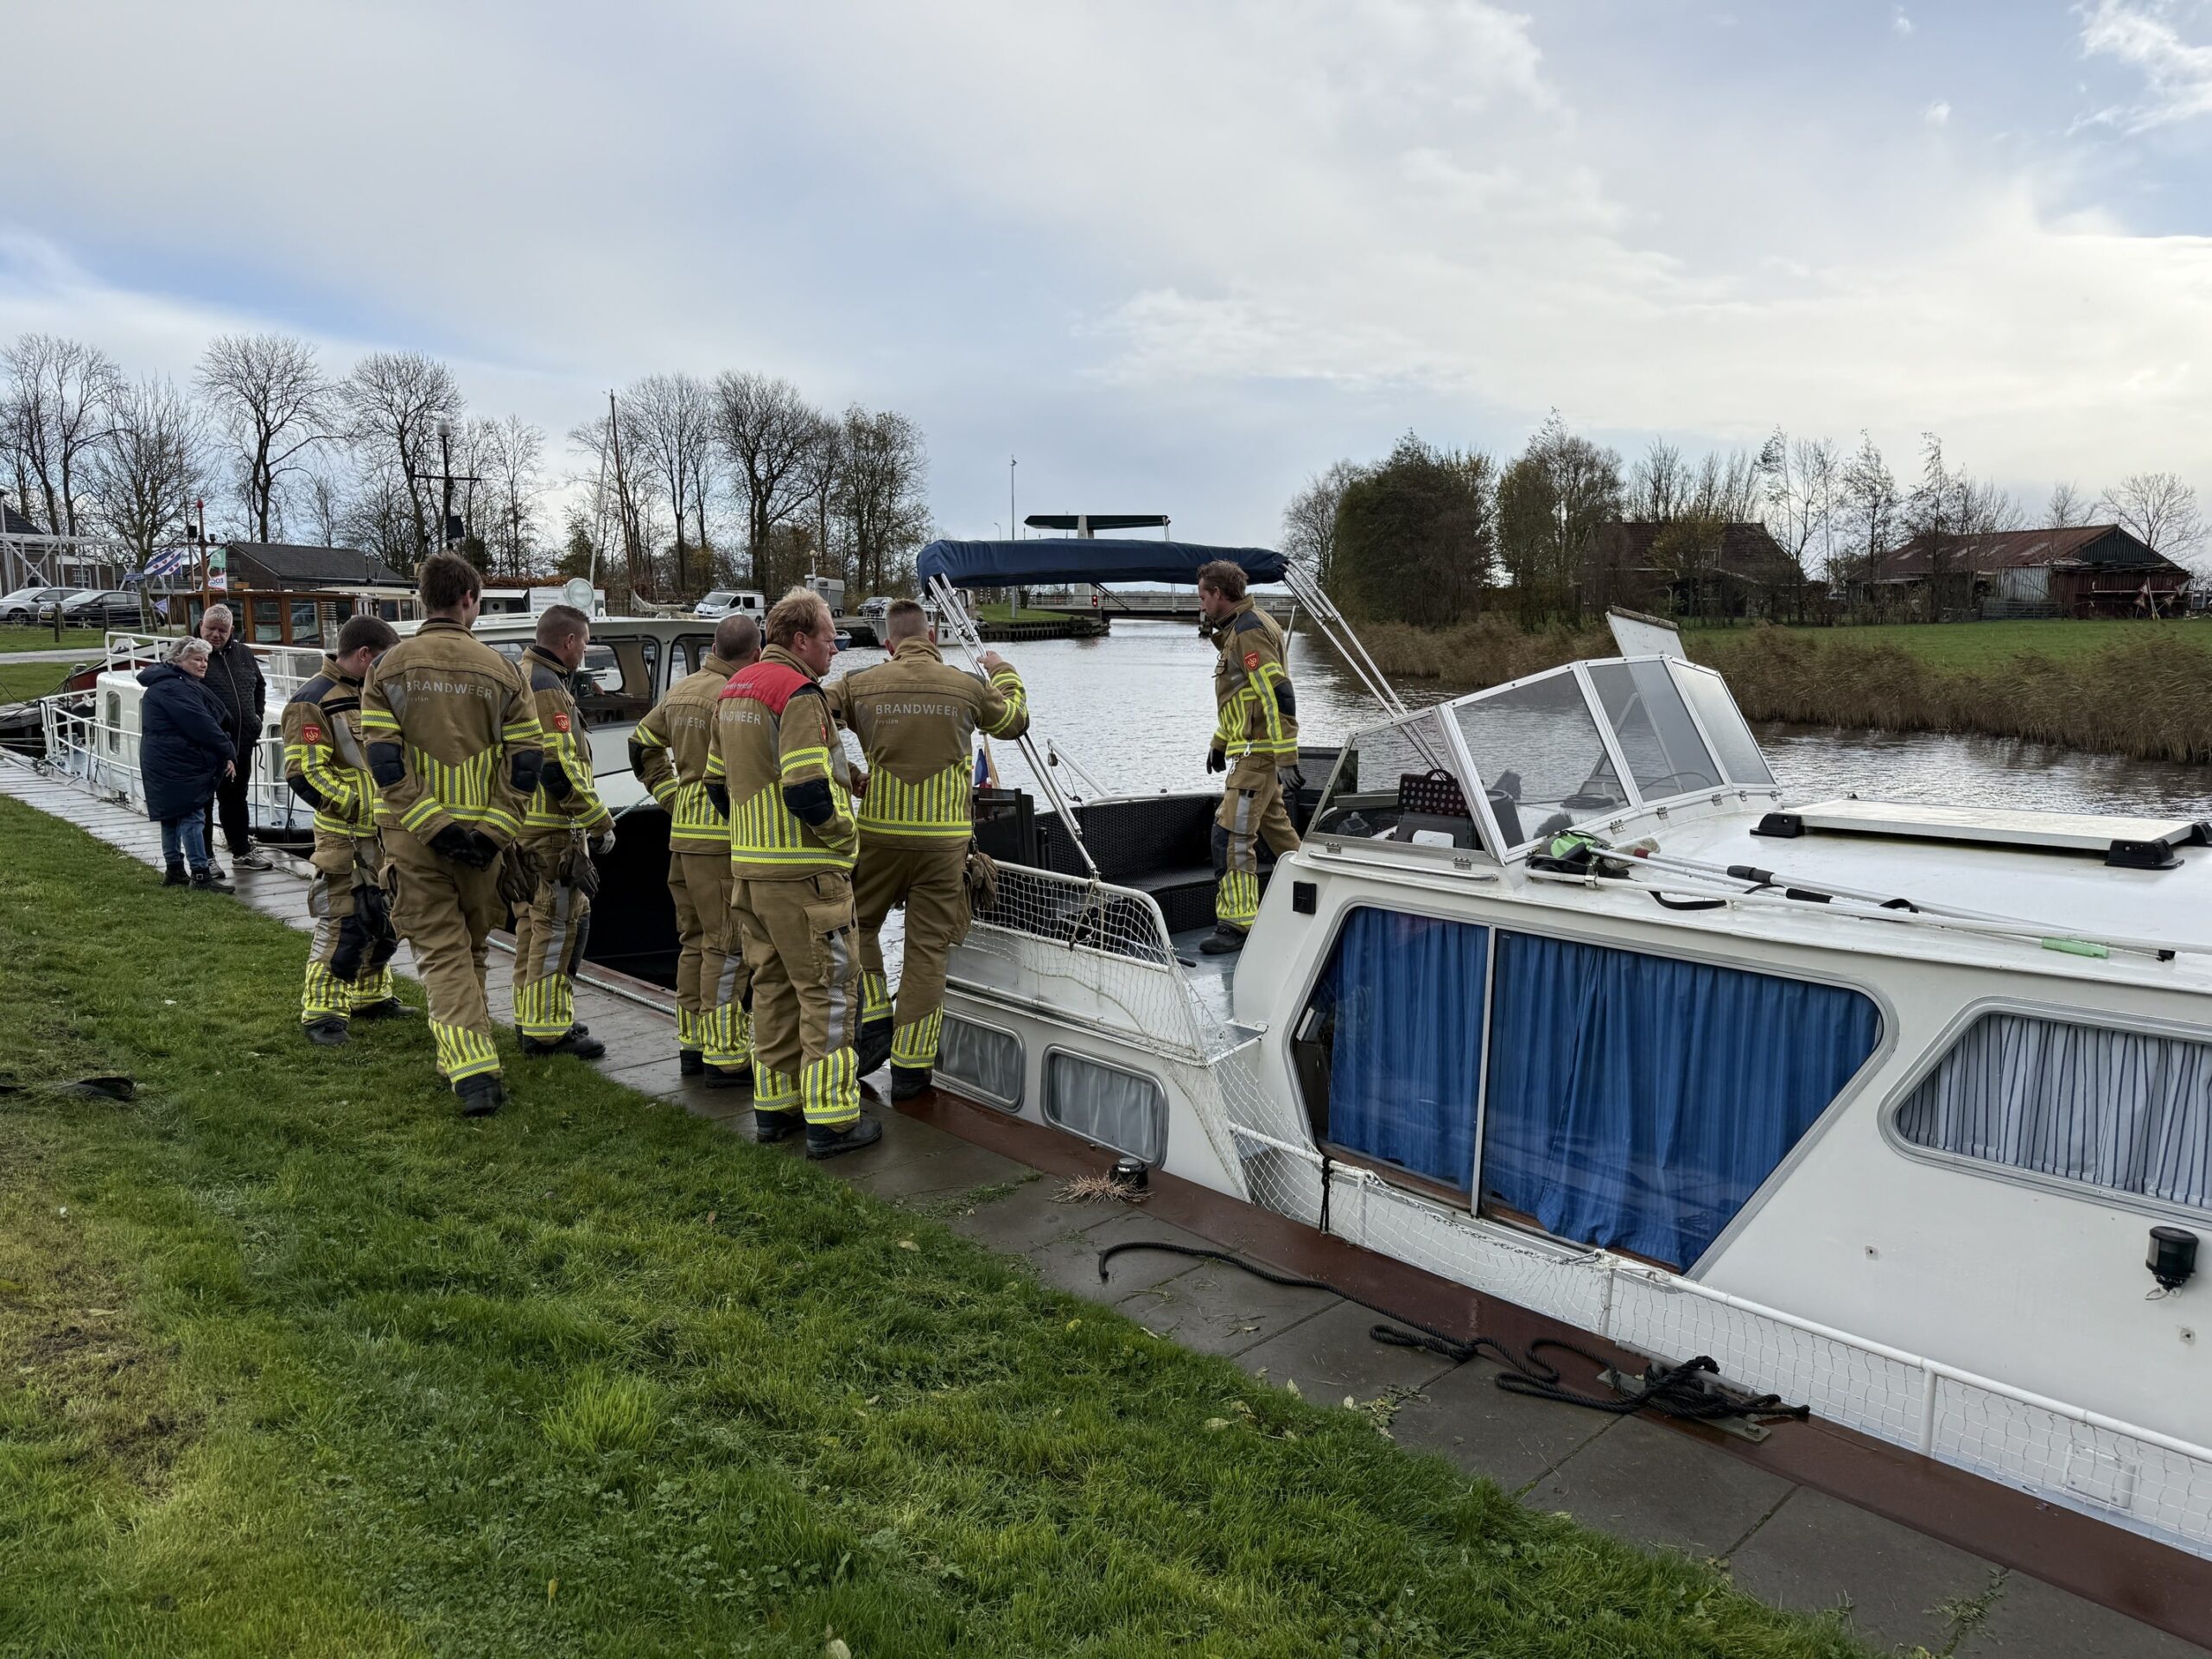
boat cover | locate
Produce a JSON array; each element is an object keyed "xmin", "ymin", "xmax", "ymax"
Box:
[{"xmin": 916, "ymin": 538, "xmax": 1288, "ymax": 589}]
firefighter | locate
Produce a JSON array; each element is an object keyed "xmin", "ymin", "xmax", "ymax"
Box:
[
  {"xmin": 630, "ymin": 612, "xmax": 760, "ymax": 1084},
  {"xmin": 360, "ymin": 552, "xmax": 544, "ymax": 1116},
  {"xmin": 706, "ymin": 587, "xmax": 877, "ymax": 1156},
  {"xmin": 1198, "ymin": 558, "xmax": 1300, "ymax": 954},
  {"xmin": 511, "ymin": 604, "xmax": 616, "ymax": 1060},
  {"xmin": 826, "ymin": 600, "xmax": 1026, "ymax": 1099},
  {"xmin": 283, "ymin": 612, "xmax": 406, "ymax": 1045}
]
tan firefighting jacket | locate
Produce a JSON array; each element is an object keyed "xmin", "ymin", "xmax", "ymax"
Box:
[
  {"xmin": 518, "ymin": 642, "xmax": 613, "ymax": 844},
  {"xmin": 824, "ymin": 639, "xmax": 1027, "ymax": 850},
  {"xmin": 1211, "ymin": 598, "xmax": 1299, "ymax": 762},
  {"xmin": 628, "ymin": 652, "xmax": 738, "ymax": 854},
  {"xmin": 360, "ymin": 616, "xmax": 543, "ymax": 847},
  {"xmin": 708, "ymin": 645, "xmax": 856, "ymax": 879},
  {"xmin": 281, "ymin": 655, "xmax": 378, "ymax": 839}
]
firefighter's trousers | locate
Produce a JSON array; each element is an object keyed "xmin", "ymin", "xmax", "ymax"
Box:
[
  {"xmin": 385, "ymin": 824, "xmax": 505, "ymax": 1084},
  {"xmin": 1213, "ymin": 754, "xmax": 1301, "ymax": 931},
  {"xmin": 512, "ymin": 836, "xmax": 592, "ymax": 1043},
  {"xmin": 670, "ymin": 849, "xmax": 751, "ymax": 1069},
  {"xmin": 733, "ymin": 869, "xmax": 861, "ymax": 1128},
  {"xmin": 302, "ymin": 831, "xmax": 398, "ymax": 1025},
  {"xmin": 854, "ymin": 840, "xmax": 969, "ymax": 1070}
]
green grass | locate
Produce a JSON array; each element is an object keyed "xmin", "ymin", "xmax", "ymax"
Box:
[
  {"xmin": 1686, "ymin": 618, "xmax": 2212, "ymax": 673},
  {"xmin": 0, "ymin": 659, "xmax": 92, "ymax": 702},
  {"xmin": 0, "ymin": 797, "xmax": 1878, "ymax": 1657},
  {"xmin": 0, "ymin": 626, "xmax": 153, "ymax": 654}
]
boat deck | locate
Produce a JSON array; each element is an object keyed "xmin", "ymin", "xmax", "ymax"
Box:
[{"xmin": 2, "ymin": 752, "xmax": 2204, "ymax": 1658}]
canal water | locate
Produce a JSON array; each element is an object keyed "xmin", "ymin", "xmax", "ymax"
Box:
[{"xmin": 832, "ymin": 618, "xmax": 2212, "ymax": 818}]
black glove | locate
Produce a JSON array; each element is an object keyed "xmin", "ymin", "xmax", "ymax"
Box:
[
  {"xmin": 1205, "ymin": 747, "xmax": 1226, "ymax": 774},
  {"xmin": 705, "ymin": 780, "xmax": 729, "ymax": 816},
  {"xmin": 430, "ymin": 823, "xmax": 500, "ymax": 869}
]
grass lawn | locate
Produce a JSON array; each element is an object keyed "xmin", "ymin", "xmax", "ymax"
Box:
[
  {"xmin": 0, "ymin": 626, "xmax": 152, "ymax": 654},
  {"xmin": 1686, "ymin": 617, "xmax": 2212, "ymax": 673},
  {"xmin": 0, "ymin": 659, "xmax": 92, "ymax": 702},
  {"xmin": 0, "ymin": 797, "xmax": 1878, "ymax": 1658}
]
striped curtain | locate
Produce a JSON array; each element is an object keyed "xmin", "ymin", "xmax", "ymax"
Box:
[{"xmin": 1896, "ymin": 1014, "xmax": 2212, "ymax": 1211}]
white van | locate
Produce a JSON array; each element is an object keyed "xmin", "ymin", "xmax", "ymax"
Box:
[{"xmin": 694, "ymin": 589, "xmax": 766, "ymax": 619}]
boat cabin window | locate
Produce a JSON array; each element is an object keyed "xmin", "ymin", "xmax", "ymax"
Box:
[
  {"xmin": 1450, "ymin": 671, "xmax": 1628, "ymax": 850},
  {"xmin": 1483, "ymin": 935, "xmax": 1880, "ymax": 1268},
  {"xmin": 671, "ymin": 633, "xmax": 717, "ymax": 677},
  {"xmin": 1044, "ymin": 1050, "xmax": 1166, "ymax": 1163},
  {"xmin": 940, "ymin": 1016, "xmax": 1023, "ymax": 1110},
  {"xmin": 1311, "ymin": 710, "xmax": 1485, "ymax": 853},
  {"xmin": 576, "ymin": 637, "xmax": 660, "ymax": 727},
  {"xmin": 1669, "ymin": 660, "xmax": 1773, "ymax": 785},
  {"xmin": 1895, "ymin": 1013, "xmax": 2212, "ymax": 1214},
  {"xmin": 1586, "ymin": 661, "xmax": 1719, "ymax": 799}
]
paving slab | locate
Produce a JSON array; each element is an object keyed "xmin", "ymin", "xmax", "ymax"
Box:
[
  {"xmin": 1969, "ymin": 1566, "xmax": 2210, "ymax": 1659},
  {"xmin": 943, "ymin": 1179, "xmax": 1123, "ymax": 1256},
  {"xmin": 1526, "ymin": 1412, "xmax": 1796, "ymax": 1560},
  {"xmin": 1726, "ymin": 1486, "xmax": 1996, "ymax": 1656},
  {"xmin": 1233, "ymin": 1299, "xmax": 1459, "ymax": 1404},
  {"xmin": 847, "ymin": 1134, "xmax": 1032, "ymax": 1201},
  {"xmin": 1386, "ymin": 1356, "xmax": 1620, "ymax": 1492},
  {"xmin": 1114, "ymin": 1251, "xmax": 1340, "ymax": 1359},
  {"xmin": 1031, "ymin": 1209, "xmax": 1216, "ymax": 1303}
]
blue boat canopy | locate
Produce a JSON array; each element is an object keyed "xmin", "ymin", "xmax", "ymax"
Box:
[{"xmin": 916, "ymin": 537, "xmax": 1287, "ymax": 590}]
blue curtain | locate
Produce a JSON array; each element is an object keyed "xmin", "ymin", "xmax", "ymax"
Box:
[
  {"xmin": 1319, "ymin": 910, "xmax": 1487, "ymax": 1187},
  {"xmin": 1482, "ymin": 933, "xmax": 1879, "ymax": 1268}
]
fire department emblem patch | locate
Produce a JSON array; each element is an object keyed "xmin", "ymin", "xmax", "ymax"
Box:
[
  {"xmin": 552, "ymin": 712, "xmax": 571, "ymax": 733},
  {"xmin": 302, "ymin": 723, "xmax": 322, "ymax": 744},
  {"xmin": 1243, "ymin": 652, "xmax": 1262, "ymax": 671}
]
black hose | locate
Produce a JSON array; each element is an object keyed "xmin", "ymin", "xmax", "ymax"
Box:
[{"xmin": 1096, "ymin": 1239, "xmax": 1809, "ymax": 1426}]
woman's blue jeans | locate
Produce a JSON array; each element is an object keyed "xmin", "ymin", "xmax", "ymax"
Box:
[{"xmin": 161, "ymin": 814, "xmax": 210, "ymax": 873}]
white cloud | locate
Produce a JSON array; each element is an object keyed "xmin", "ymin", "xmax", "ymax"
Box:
[
  {"xmin": 1893, "ymin": 7, "xmax": 1916, "ymax": 37},
  {"xmin": 2079, "ymin": 0, "xmax": 2212, "ymax": 130},
  {"xmin": 1924, "ymin": 99, "xmax": 1953, "ymax": 124}
]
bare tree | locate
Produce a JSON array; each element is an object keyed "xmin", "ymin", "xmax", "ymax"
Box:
[
  {"xmin": 836, "ymin": 405, "xmax": 931, "ymax": 596},
  {"xmin": 343, "ymin": 351, "xmax": 463, "ymax": 573},
  {"xmin": 2101, "ymin": 472, "xmax": 2206, "ymax": 562},
  {"xmin": 569, "ymin": 404, "xmax": 662, "ymax": 601},
  {"xmin": 622, "ymin": 373, "xmax": 715, "ymax": 593},
  {"xmin": 711, "ymin": 372, "xmax": 819, "ymax": 588},
  {"xmin": 87, "ymin": 377, "xmax": 212, "ymax": 564},
  {"xmin": 301, "ymin": 466, "xmax": 348, "ymax": 548},
  {"xmin": 795, "ymin": 412, "xmax": 845, "ymax": 586},
  {"xmin": 1626, "ymin": 437, "xmax": 1693, "ymax": 521},
  {"xmin": 1758, "ymin": 429, "xmax": 1841, "ymax": 607},
  {"xmin": 2047, "ymin": 480, "xmax": 2094, "ymax": 528},
  {"xmin": 1837, "ymin": 430, "xmax": 1900, "ymax": 594},
  {"xmin": 1, "ymin": 333, "xmax": 122, "ymax": 535},
  {"xmin": 197, "ymin": 333, "xmax": 337, "ymax": 543},
  {"xmin": 1495, "ymin": 411, "xmax": 1623, "ymax": 625},
  {"xmin": 1279, "ymin": 459, "xmax": 1365, "ymax": 588},
  {"xmin": 475, "ymin": 415, "xmax": 549, "ymax": 579}
]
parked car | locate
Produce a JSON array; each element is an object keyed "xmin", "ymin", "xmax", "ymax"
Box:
[
  {"xmin": 693, "ymin": 588, "xmax": 766, "ymax": 619},
  {"xmin": 0, "ymin": 585, "xmax": 91, "ymax": 625},
  {"xmin": 60, "ymin": 589, "xmax": 143, "ymax": 628}
]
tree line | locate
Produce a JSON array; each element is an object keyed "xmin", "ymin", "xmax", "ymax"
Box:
[
  {"xmin": 0, "ymin": 332, "xmax": 935, "ymax": 603},
  {"xmin": 1284, "ymin": 414, "xmax": 2208, "ymax": 628}
]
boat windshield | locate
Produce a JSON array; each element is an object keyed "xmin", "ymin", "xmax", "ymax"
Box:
[{"xmin": 1451, "ymin": 671, "xmax": 1630, "ymax": 850}]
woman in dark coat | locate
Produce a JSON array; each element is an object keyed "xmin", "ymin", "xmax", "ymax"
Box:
[{"xmin": 139, "ymin": 637, "xmax": 238, "ymax": 892}]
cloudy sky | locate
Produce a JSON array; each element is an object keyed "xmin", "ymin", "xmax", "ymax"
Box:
[{"xmin": 5, "ymin": 0, "xmax": 2209, "ymax": 545}]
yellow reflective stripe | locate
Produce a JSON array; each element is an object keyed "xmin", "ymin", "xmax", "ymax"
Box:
[
  {"xmin": 501, "ymin": 718, "xmax": 542, "ymax": 742},
  {"xmin": 779, "ymin": 745, "xmax": 830, "ymax": 777},
  {"xmin": 855, "ymin": 758, "xmax": 971, "ymax": 836},
  {"xmin": 360, "ymin": 711, "xmax": 400, "ymax": 734}
]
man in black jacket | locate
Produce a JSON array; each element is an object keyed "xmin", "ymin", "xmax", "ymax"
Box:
[{"xmin": 198, "ymin": 604, "xmax": 271, "ymax": 873}]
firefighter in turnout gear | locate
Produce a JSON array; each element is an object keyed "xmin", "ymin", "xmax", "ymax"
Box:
[
  {"xmin": 283, "ymin": 613, "xmax": 406, "ymax": 1045},
  {"xmin": 825, "ymin": 600, "xmax": 1027, "ymax": 1100},
  {"xmin": 1198, "ymin": 559, "xmax": 1300, "ymax": 954},
  {"xmin": 511, "ymin": 605, "xmax": 615, "ymax": 1060},
  {"xmin": 361, "ymin": 553, "xmax": 546, "ymax": 1116},
  {"xmin": 707, "ymin": 588, "xmax": 878, "ymax": 1156},
  {"xmin": 630, "ymin": 612, "xmax": 760, "ymax": 1084}
]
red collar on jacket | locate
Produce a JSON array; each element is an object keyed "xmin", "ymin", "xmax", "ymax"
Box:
[{"xmin": 719, "ymin": 648, "xmax": 816, "ymax": 715}]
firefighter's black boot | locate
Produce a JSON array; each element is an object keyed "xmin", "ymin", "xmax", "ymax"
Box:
[
  {"xmin": 352, "ymin": 998, "xmax": 416, "ymax": 1021},
  {"xmin": 891, "ymin": 1064, "xmax": 932, "ymax": 1103},
  {"xmin": 455, "ymin": 1074, "xmax": 508, "ymax": 1117},
  {"xmin": 753, "ymin": 1109, "xmax": 800, "ymax": 1145},
  {"xmin": 303, "ymin": 1015, "xmax": 349, "ymax": 1047},
  {"xmin": 519, "ymin": 1027, "xmax": 607, "ymax": 1060},
  {"xmin": 804, "ymin": 1116, "xmax": 884, "ymax": 1160},
  {"xmin": 678, "ymin": 1049, "xmax": 705, "ymax": 1077},
  {"xmin": 1198, "ymin": 925, "xmax": 1247, "ymax": 956}
]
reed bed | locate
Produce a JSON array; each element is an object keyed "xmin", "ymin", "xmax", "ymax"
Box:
[{"xmin": 1347, "ymin": 618, "xmax": 2212, "ymax": 766}]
